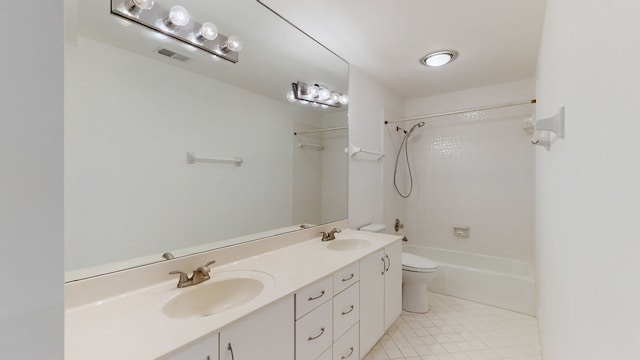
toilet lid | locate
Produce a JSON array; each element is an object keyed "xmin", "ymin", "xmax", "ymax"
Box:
[{"xmin": 402, "ymin": 253, "xmax": 438, "ymax": 270}]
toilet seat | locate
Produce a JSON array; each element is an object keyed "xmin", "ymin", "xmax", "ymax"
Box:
[{"xmin": 402, "ymin": 253, "xmax": 438, "ymax": 272}]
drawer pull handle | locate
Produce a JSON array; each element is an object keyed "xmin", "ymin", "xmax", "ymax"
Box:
[
  {"xmin": 381, "ymin": 257, "xmax": 385, "ymax": 275},
  {"xmin": 308, "ymin": 290, "xmax": 325, "ymax": 301},
  {"xmin": 341, "ymin": 305, "xmax": 355, "ymax": 315},
  {"xmin": 227, "ymin": 343, "xmax": 235, "ymax": 360},
  {"xmin": 308, "ymin": 327, "xmax": 325, "ymax": 341},
  {"xmin": 341, "ymin": 273, "xmax": 354, "ymax": 282},
  {"xmin": 341, "ymin": 346, "xmax": 354, "ymax": 359},
  {"xmin": 385, "ymin": 254, "xmax": 391, "ymax": 272}
]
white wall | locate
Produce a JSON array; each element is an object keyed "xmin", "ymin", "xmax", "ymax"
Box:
[
  {"xmin": 536, "ymin": 1, "xmax": 640, "ymax": 359},
  {"xmin": 0, "ymin": 0, "xmax": 64, "ymax": 358},
  {"xmin": 320, "ymin": 111, "xmax": 349, "ymax": 223},
  {"xmin": 397, "ymin": 80, "xmax": 535, "ymax": 261},
  {"xmin": 65, "ymin": 36, "xmax": 322, "ymax": 270},
  {"xmin": 348, "ymin": 68, "xmax": 404, "ymax": 229}
]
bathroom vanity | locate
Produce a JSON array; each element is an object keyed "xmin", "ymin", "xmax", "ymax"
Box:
[{"xmin": 65, "ymin": 224, "xmax": 401, "ymax": 359}]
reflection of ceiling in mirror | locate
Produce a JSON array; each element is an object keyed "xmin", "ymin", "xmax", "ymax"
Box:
[
  {"xmin": 71, "ymin": 0, "xmax": 349, "ymax": 109},
  {"xmin": 64, "ymin": 0, "xmax": 349, "ymax": 280}
]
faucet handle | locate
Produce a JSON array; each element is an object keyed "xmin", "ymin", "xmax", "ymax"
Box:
[
  {"xmin": 169, "ymin": 270, "xmax": 191, "ymax": 288},
  {"xmin": 196, "ymin": 260, "xmax": 216, "ymax": 273}
]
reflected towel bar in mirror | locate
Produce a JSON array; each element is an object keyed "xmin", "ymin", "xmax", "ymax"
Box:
[{"xmin": 186, "ymin": 152, "xmax": 243, "ymax": 166}]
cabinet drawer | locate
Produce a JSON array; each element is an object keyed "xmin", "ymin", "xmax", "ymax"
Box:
[
  {"xmin": 333, "ymin": 262, "xmax": 359, "ymax": 295},
  {"xmin": 333, "ymin": 282, "xmax": 359, "ymax": 341},
  {"xmin": 333, "ymin": 323, "xmax": 359, "ymax": 360},
  {"xmin": 296, "ymin": 275, "xmax": 333, "ymax": 319},
  {"xmin": 295, "ymin": 300, "xmax": 333, "ymax": 360}
]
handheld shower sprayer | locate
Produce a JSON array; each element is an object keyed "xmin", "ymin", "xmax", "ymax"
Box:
[
  {"xmin": 407, "ymin": 121, "xmax": 426, "ymax": 136},
  {"xmin": 394, "ymin": 121, "xmax": 425, "ymax": 198},
  {"xmin": 396, "ymin": 121, "xmax": 425, "ymax": 135}
]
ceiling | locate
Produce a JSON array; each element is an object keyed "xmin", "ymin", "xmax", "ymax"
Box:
[{"xmin": 260, "ymin": 0, "xmax": 548, "ymax": 99}]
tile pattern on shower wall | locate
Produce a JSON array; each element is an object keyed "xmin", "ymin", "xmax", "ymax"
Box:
[
  {"xmin": 364, "ymin": 292, "xmax": 542, "ymax": 360},
  {"xmin": 403, "ymin": 105, "xmax": 535, "ymax": 261}
]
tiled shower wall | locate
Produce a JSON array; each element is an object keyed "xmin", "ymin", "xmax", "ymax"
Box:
[{"xmin": 390, "ymin": 79, "xmax": 535, "ymax": 262}]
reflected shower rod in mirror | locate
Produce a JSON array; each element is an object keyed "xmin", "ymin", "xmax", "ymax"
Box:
[{"xmin": 111, "ymin": 0, "xmax": 243, "ymax": 63}]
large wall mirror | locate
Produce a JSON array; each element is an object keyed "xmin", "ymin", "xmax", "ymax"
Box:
[{"xmin": 65, "ymin": 0, "xmax": 349, "ymax": 280}]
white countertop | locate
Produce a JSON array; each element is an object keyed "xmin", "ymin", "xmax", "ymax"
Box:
[{"xmin": 65, "ymin": 229, "xmax": 401, "ymax": 359}]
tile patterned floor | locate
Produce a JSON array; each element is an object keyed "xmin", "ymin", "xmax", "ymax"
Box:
[{"xmin": 363, "ymin": 293, "xmax": 542, "ymax": 360}]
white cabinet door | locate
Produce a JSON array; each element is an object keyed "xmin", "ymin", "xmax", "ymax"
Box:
[
  {"xmin": 359, "ymin": 249, "xmax": 385, "ymax": 356},
  {"xmin": 384, "ymin": 240, "xmax": 402, "ymax": 330},
  {"xmin": 165, "ymin": 334, "xmax": 218, "ymax": 360},
  {"xmin": 219, "ymin": 295, "xmax": 294, "ymax": 360},
  {"xmin": 359, "ymin": 241, "xmax": 403, "ymax": 356}
]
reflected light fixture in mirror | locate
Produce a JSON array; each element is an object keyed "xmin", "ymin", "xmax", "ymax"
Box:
[
  {"xmin": 111, "ymin": 0, "xmax": 243, "ymax": 63},
  {"xmin": 287, "ymin": 81, "xmax": 349, "ymax": 108}
]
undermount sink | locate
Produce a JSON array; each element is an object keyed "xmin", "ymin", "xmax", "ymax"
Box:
[
  {"xmin": 163, "ymin": 270, "xmax": 274, "ymax": 319},
  {"xmin": 326, "ymin": 238, "xmax": 372, "ymax": 251}
]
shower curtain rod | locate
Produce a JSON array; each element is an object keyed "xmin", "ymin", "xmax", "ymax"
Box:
[
  {"xmin": 294, "ymin": 126, "xmax": 348, "ymax": 136},
  {"xmin": 384, "ymin": 99, "xmax": 536, "ymax": 125}
]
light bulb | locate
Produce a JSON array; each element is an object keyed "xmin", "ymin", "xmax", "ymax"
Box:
[
  {"xmin": 133, "ymin": 0, "xmax": 154, "ymax": 9},
  {"xmin": 318, "ymin": 88, "xmax": 331, "ymax": 101},
  {"xmin": 330, "ymin": 92, "xmax": 341, "ymax": 103},
  {"xmin": 320, "ymin": 104, "xmax": 329, "ymax": 109},
  {"xmin": 311, "ymin": 102, "xmax": 319, "ymax": 107},
  {"xmin": 126, "ymin": 0, "xmax": 154, "ymax": 11},
  {"xmin": 222, "ymin": 35, "xmax": 244, "ymax": 52},
  {"xmin": 124, "ymin": 0, "xmax": 154, "ymax": 15},
  {"xmin": 166, "ymin": 5, "xmax": 190, "ymax": 27},
  {"xmin": 197, "ymin": 22, "xmax": 218, "ymax": 41},
  {"xmin": 306, "ymin": 85, "xmax": 319, "ymax": 97},
  {"xmin": 299, "ymin": 100, "xmax": 309, "ymax": 105},
  {"xmin": 339, "ymin": 94, "xmax": 350, "ymax": 105},
  {"xmin": 286, "ymin": 91, "xmax": 296, "ymax": 102}
]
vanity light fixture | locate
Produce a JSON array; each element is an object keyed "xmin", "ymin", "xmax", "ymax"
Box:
[
  {"xmin": 111, "ymin": 0, "xmax": 243, "ymax": 63},
  {"xmin": 287, "ymin": 81, "xmax": 349, "ymax": 108},
  {"xmin": 420, "ymin": 50, "xmax": 458, "ymax": 67}
]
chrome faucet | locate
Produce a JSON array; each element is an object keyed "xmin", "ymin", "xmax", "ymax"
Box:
[
  {"xmin": 321, "ymin": 228, "xmax": 342, "ymax": 241},
  {"xmin": 169, "ymin": 260, "xmax": 216, "ymax": 288}
]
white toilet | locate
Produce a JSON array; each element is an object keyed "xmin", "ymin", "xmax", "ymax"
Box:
[
  {"xmin": 359, "ymin": 223, "xmax": 439, "ymax": 313},
  {"xmin": 401, "ymin": 252, "xmax": 439, "ymax": 313}
]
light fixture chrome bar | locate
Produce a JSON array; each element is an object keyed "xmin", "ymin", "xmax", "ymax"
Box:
[
  {"xmin": 293, "ymin": 126, "xmax": 348, "ymax": 136},
  {"xmin": 385, "ymin": 99, "xmax": 537, "ymax": 124},
  {"xmin": 111, "ymin": 0, "xmax": 240, "ymax": 63}
]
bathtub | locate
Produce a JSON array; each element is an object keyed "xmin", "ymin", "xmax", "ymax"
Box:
[{"xmin": 404, "ymin": 245, "xmax": 537, "ymax": 315}]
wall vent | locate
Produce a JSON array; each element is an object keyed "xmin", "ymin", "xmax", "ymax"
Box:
[{"xmin": 155, "ymin": 48, "xmax": 190, "ymax": 62}]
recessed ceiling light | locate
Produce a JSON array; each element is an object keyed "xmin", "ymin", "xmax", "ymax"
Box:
[{"xmin": 420, "ymin": 50, "xmax": 458, "ymax": 67}]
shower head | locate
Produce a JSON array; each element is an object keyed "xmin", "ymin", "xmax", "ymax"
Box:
[{"xmin": 407, "ymin": 121, "xmax": 426, "ymax": 135}]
